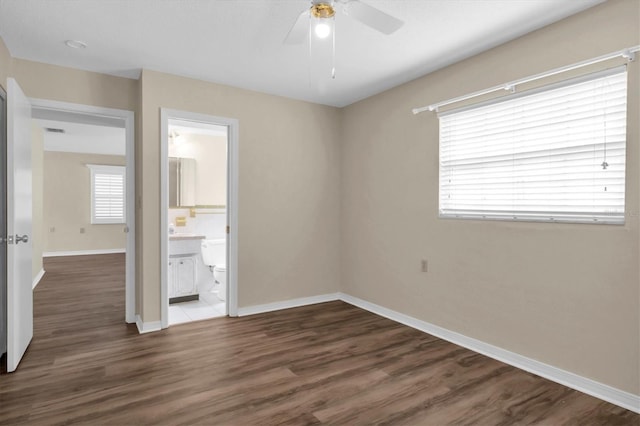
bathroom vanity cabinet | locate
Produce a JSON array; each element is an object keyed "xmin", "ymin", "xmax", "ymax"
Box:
[
  {"xmin": 168, "ymin": 256, "xmax": 197, "ymax": 298},
  {"xmin": 168, "ymin": 234, "xmax": 205, "ymax": 300}
]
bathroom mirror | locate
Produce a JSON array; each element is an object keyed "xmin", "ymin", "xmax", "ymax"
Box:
[
  {"xmin": 168, "ymin": 133, "xmax": 227, "ymax": 208},
  {"xmin": 169, "ymin": 157, "xmax": 196, "ymax": 207}
]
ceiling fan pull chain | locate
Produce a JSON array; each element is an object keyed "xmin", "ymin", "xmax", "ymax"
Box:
[{"xmin": 308, "ymin": 12, "xmax": 313, "ymax": 87}]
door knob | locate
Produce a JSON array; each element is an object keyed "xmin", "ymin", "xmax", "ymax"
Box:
[{"xmin": 15, "ymin": 235, "xmax": 29, "ymax": 244}]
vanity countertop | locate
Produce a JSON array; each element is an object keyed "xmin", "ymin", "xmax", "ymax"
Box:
[{"xmin": 169, "ymin": 233, "xmax": 206, "ymax": 241}]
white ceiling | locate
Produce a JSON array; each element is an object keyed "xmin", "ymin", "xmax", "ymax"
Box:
[{"xmin": 0, "ymin": 0, "xmax": 604, "ymax": 107}]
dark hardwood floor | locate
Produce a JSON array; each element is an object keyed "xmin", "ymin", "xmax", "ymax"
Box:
[{"xmin": 0, "ymin": 254, "xmax": 637, "ymax": 425}]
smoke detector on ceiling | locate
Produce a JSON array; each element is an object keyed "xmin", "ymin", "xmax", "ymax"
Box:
[{"xmin": 64, "ymin": 40, "xmax": 87, "ymax": 49}]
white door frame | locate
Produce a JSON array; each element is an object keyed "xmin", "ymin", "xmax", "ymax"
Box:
[
  {"xmin": 160, "ymin": 108, "xmax": 239, "ymax": 329},
  {"xmin": 30, "ymin": 98, "xmax": 136, "ymax": 324}
]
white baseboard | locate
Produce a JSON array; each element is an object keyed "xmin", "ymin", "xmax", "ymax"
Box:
[
  {"xmin": 237, "ymin": 293, "xmax": 340, "ymax": 317},
  {"xmin": 43, "ymin": 248, "xmax": 125, "ymax": 257},
  {"xmin": 32, "ymin": 269, "xmax": 45, "ymax": 289},
  {"xmin": 338, "ymin": 292, "xmax": 640, "ymax": 414},
  {"xmin": 136, "ymin": 315, "xmax": 162, "ymax": 334}
]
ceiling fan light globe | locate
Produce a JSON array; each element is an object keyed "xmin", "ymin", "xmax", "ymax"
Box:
[{"xmin": 315, "ymin": 22, "xmax": 331, "ymax": 38}]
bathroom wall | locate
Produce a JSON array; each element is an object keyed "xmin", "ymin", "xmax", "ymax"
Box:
[
  {"xmin": 43, "ymin": 151, "xmax": 126, "ymax": 253},
  {"xmin": 340, "ymin": 0, "xmax": 639, "ymax": 395},
  {"xmin": 0, "ymin": 36, "xmax": 11, "ymax": 90},
  {"xmin": 168, "ymin": 208, "xmax": 227, "ymax": 240},
  {"xmin": 169, "ymin": 133, "xmax": 227, "ymax": 206}
]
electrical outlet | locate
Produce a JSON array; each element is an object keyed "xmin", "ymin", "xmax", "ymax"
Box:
[{"xmin": 421, "ymin": 259, "xmax": 428, "ymax": 272}]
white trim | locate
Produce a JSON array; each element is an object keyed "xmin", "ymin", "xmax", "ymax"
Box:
[
  {"xmin": 160, "ymin": 109, "xmax": 240, "ymax": 329},
  {"xmin": 32, "ymin": 269, "xmax": 45, "ymax": 290},
  {"xmin": 135, "ymin": 315, "xmax": 162, "ymax": 334},
  {"xmin": 338, "ymin": 293, "xmax": 640, "ymax": 414},
  {"xmin": 237, "ymin": 293, "xmax": 340, "ymax": 317},
  {"xmin": 43, "ymin": 248, "xmax": 125, "ymax": 257},
  {"xmin": 123, "ymin": 107, "xmax": 135, "ymax": 324},
  {"xmin": 226, "ymin": 115, "xmax": 240, "ymax": 318},
  {"xmin": 160, "ymin": 110, "xmax": 169, "ymax": 329},
  {"xmin": 30, "ymin": 98, "xmax": 136, "ymax": 324}
]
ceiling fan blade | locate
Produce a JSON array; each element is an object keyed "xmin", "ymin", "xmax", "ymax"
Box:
[
  {"xmin": 284, "ymin": 10, "xmax": 310, "ymax": 44},
  {"xmin": 344, "ymin": 0, "xmax": 404, "ymax": 35}
]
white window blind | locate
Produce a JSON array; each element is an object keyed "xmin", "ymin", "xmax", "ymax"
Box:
[
  {"xmin": 439, "ymin": 67, "xmax": 627, "ymax": 224},
  {"xmin": 87, "ymin": 165, "xmax": 126, "ymax": 224}
]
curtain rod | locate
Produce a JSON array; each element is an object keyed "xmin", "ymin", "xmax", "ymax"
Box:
[{"xmin": 412, "ymin": 45, "xmax": 640, "ymax": 115}]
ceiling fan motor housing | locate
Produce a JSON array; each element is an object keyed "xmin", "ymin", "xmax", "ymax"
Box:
[{"xmin": 311, "ymin": 2, "xmax": 336, "ymax": 19}]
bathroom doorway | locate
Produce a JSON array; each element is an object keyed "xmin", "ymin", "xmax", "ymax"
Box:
[{"xmin": 160, "ymin": 109, "xmax": 239, "ymax": 328}]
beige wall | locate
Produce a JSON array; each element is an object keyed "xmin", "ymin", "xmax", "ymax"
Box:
[
  {"xmin": 340, "ymin": 0, "xmax": 639, "ymax": 395},
  {"xmin": 0, "ymin": 37, "xmax": 11, "ymax": 90},
  {"xmin": 168, "ymin": 133, "xmax": 227, "ymax": 206},
  {"xmin": 43, "ymin": 151, "xmax": 126, "ymax": 253},
  {"xmin": 140, "ymin": 69, "xmax": 342, "ymax": 321},
  {"xmin": 31, "ymin": 123, "xmax": 43, "ymax": 280},
  {"xmin": 11, "ymin": 59, "xmax": 138, "ymax": 112}
]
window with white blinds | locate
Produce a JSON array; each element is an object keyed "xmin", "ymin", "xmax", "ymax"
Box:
[
  {"xmin": 87, "ymin": 164, "xmax": 126, "ymax": 224},
  {"xmin": 439, "ymin": 67, "xmax": 627, "ymax": 224}
]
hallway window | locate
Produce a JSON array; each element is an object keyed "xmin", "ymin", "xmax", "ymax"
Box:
[{"xmin": 87, "ymin": 164, "xmax": 126, "ymax": 224}]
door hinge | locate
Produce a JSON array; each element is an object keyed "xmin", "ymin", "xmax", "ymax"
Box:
[{"xmin": 226, "ymin": 226, "xmax": 230, "ymax": 234}]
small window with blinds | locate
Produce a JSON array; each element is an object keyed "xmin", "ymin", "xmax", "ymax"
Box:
[
  {"xmin": 439, "ymin": 67, "xmax": 627, "ymax": 224},
  {"xmin": 87, "ymin": 164, "xmax": 126, "ymax": 224}
]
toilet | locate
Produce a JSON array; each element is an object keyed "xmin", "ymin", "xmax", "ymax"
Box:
[{"xmin": 200, "ymin": 239, "xmax": 226, "ymax": 301}]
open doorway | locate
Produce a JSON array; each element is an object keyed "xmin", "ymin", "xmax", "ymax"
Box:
[
  {"xmin": 30, "ymin": 100, "xmax": 135, "ymax": 324},
  {"xmin": 167, "ymin": 121, "xmax": 227, "ymax": 324},
  {"xmin": 160, "ymin": 109, "xmax": 238, "ymax": 328}
]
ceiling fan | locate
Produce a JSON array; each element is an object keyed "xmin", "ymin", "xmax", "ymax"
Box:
[{"xmin": 284, "ymin": 0, "xmax": 404, "ymax": 45}]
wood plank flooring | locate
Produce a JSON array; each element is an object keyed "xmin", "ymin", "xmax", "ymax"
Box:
[{"xmin": 0, "ymin": 254, "xmax": 637, "ymax": 425}]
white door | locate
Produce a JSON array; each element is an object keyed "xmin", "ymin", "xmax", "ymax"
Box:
[{"xmin": 6, "ymin": 78, "xmax": 33, "ymax": 372}]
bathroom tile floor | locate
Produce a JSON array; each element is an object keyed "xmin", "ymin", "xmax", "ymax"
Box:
[{"xmin": 169, "ymin": 299, "xmax": 226, "ymax": 325}]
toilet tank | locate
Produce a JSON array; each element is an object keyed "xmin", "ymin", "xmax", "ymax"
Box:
[{"xmin": 201, "ymin": 239, "xmax": 226, "ymax": 266}]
